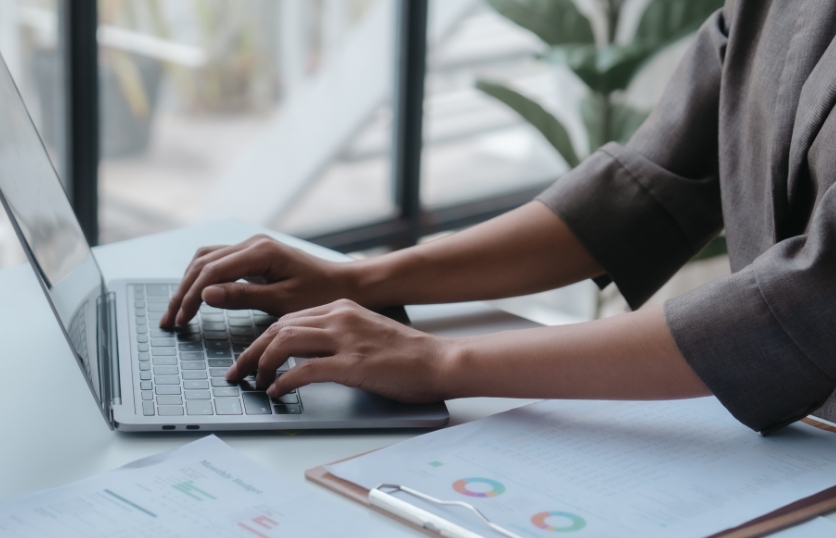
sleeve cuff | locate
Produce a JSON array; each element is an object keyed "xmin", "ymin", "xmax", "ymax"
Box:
[
  {"xmin": 665, "ymin": 267, "xmax": 835, "ymax": 433},
  {"xmin": 537, "ymin": 143, "xmax": 722, "ymax": 309}
]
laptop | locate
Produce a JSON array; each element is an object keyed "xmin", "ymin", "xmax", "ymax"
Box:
[{"xmin": 0, "ymin": 54, "xmax": 449, "ymax": 432}]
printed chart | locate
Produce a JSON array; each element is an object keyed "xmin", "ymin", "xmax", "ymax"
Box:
[
  {"xmin": 326, "ymin": 398, "xmax": 836, "ymax": 538},
  {"xmin": 0, "ymin": 436, "xmax": 410, "ymax": 538}
]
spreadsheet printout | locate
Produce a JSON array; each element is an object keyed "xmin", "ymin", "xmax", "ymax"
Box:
[
  {"xmin": 326, "ymin": 397, "xmax": 836, "ymax": 538},
  {"xmin": 0, "ymin": 436, "xmax": 411, "ymax": 537}
]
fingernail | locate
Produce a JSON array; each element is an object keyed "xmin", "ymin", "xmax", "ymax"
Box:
[
  {"xmin": 266, "ymin": 386, "xmax": 278, "ymax": 398},
  {"xmin": 203, "ymin": 286, "xmax": 226, "ymax": 305},
  {"xmin": 175, "ymin": 311, "xmax": 183, "ymax": 326},
  {"xmin": 225, "ymin": 364, "xmax": 237, "ymax": 380}
]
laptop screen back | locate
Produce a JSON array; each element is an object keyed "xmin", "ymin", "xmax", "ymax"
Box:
[{"xmin": 0, "ymin": 54, "xmax": 107, "ymax": 404}]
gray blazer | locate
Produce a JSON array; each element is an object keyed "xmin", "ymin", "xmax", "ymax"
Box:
[{"xmin": 538, "ymin": 0, "xmax": 836, "ymax": 433}]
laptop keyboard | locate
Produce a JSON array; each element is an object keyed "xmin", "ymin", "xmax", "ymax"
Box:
[{"xmin": 131, "ymin": 284, "xmax": 302, "ymax": 418}]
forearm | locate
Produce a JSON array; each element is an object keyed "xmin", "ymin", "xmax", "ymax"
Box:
[
  {"xmin": 347, "ymin": 201, "xmax": 604, "ymax": 308},
  {"xmin": 441, "ymin": 304, "xmax": 710, "ymax": 400}
]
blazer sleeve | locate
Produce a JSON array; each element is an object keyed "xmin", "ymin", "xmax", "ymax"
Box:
[{"xmin": 537, "ymin": 10, "xmax": 727, "ymax": 308}]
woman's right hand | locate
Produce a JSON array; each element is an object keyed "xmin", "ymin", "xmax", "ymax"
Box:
[{"xmin": 159, "ymin": 234, "xmax": 355, "ymax": 327}]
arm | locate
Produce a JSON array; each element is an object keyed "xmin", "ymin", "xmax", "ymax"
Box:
[
  {"xmin": 225, "ymin": 300, "xmax": 710, "ymax": 402},
  {"xmin": 161, "ymin": 201, "xmax": 603, "ymax": 326}
]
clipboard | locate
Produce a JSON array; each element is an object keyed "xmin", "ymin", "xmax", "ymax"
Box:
[{"xmin": 306, "ymin": 416, "xmax": 836, "ymax": 538}]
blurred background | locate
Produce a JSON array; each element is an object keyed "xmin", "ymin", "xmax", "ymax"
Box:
[{"xmin": 0, "ymin": 0, "xmax": 729, "ymax": 322}]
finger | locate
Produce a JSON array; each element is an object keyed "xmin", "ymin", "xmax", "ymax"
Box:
[
  {"xmin": 202, "ymin": 281, "xmax": 286, "ymax": 312},
  {"xmin": 254, "ymin": 327, "xmax": 336, "ymax": 388},
  {"xmin": 267, "ymin": 356, "xmax": 347, "ymax": 397},
  {"xmin": 280, "ymin": 298, "xmax": 359, "ymax": 323},
  {"xmin": 175, "ymin": 244, "xmax": 279, "ymax": 326},
  {"xmin": 161, "ymin": 244, "xmax": 236, "ymax": 327},
  {"xmin": 226, "ymin": 316, "xmax": 330, "ymax": 381}
]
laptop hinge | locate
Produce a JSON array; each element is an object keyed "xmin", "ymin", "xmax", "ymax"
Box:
[{"xmin": 97, "ymin": 292, "xmax": 121, "ymax": 429}]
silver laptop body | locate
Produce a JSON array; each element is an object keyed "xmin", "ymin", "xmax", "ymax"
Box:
[{"xmin": 0, "ymin": 53, "xmax": 449, "ymax": 432}]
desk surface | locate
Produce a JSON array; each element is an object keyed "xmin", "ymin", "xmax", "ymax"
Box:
[
  {"xmin": 0, "ymin": 220, "xmax": 541, "ymax": 535},
  {"xmin": 5, "ymin": 220, "xmax": 832, "ymax": 535}
]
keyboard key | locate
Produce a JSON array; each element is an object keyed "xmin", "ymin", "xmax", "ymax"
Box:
[
  {"xmin": 239, "ymin": 380, "xmax": 259, "ymax": 391},
  {"xmin": 135, "ymin": 309, "xmax": 146, "ymax": 317},
  {"xmin": 135, "ymin": 300, "xmax": 146, "ymax": 308},
  {"xmin": 152, "ymin": 348, "xmax": 176, "ymax": 356},
  {"xmin": 177, "ymin": 333, "xmax": 202, "ymax": 343},
  {"xmin": 215, "ymin": 398, "xmax": 243, "ymax": 415},
  {"xmin": 209, "ymin": 368, "xmax": 229, "ymax": 377},
  {"xmin": 157, "ymin": 395, "xmax": 183, "ymax": 405},
  {"xmin": 155, "ymin": 375, "xmax": 180, "ymax": 385},
  {"xmin": 136, "ymin": 318, "xmax": 147, "ymax": 325},
  {"xmin": 272, "ymin": 393, "xmax": 298, "ymax": 404},
  {"xmin": 278, "ymin": 360, "xmax": 292, "ymax": 372},
  {"xmin": 200, "ymin": 304, "xmax": 222, "ymax": 314},
  {"xmin": 231, "ymin": 335, "xmax": 255, "ymax": 344},
  {"xmin": 206, "ymin": 341, "xmax": 231, "ymax": 351},
  {"xmin": 142, "ymin": 401, "xmax": 154, "ymax": 416},
  {"xmin": 208, "ymin": 359, "xmax": 233, "ymax": 367},
  {"xmin": 153, "ymin": 366, "xmax": 178, "ymax": 375},
  {"xmin": 232, "ymin": 344, "xmax": 248, "ymax": 353},
  {"xmin": 155, "ymin": 386, "xmax": 181, "ymax": 395},
  {"xmin": 273, "ymin": 404, "xmax": 302, "ymax": 414},
  {"xmin": 151, "ymin": 328, "xmax": 176, "ymax": 338},
  {"xmin": 148, "ymin": 304, "xmax": 167, "ymax": 312},
  {"xmin": 200, "ymin": 313, "xmax": 225, "ymax": 322},
  {"xmin": 183, "ymin": 380, "xmax": 209, "ymax": 390},
  {"xmin": 204, "ymin": 331, "xmax": 229, "ymax": 341},
  {"xmin": 152, "ymin": 357, "xmax": 176, "ymax": 366},
  {"xmin": 137, "ymin": 334, "xmax": 149, "ymax": 343},
  {"xmin": 140, "ymin": 372, "xmax": 151, "ymax": 381},
  {"xmin": 227, "ymin": 310, "xmax": 252, "ymax": 318},
  {"xmin": 181, "ymin": 371, "xmax": 208, "ymax": 380},
  {"xmin": 180, "ymin": 361, "xmax": 207, "ymax": 370},
  {"xmin": 158, "ymin": 405, "xmax": 184, "ymax": 416},
  {"xmin": 212, "ymin": 378, "xmax": 236, "ymax": 387},
  {"xmin": 151, "ymin": 338, "xmax": 175, "ymax": 347},
  {"xmin": 230, "ymin": 327, "xmax": 255, "ymax": 336},
  {"xmin": 178, "ymin": 342, "xmax": 203, "ymax": 352},
  {"xmin": 201, "ymin": 321, "xmax": 226, "ymax": 331},
  {"xmin": 136, "ymin": 326, "xmax": 148, "ymax": 334},
  {"xmin": 146, "ymin": 285, "xmax": 169, "ymax": 295},
  {"xmin": 229, "ymin": 318, "xmax": 255, "ymax": 327},
  {"xmin": 138, "ymin": 352, "xmax": 150, "ymax": 361},
  {"xmin": 137, "ymin": 343, "xmax": 149, "ymax": 352},
  {"xmin": 187, "ymin": 400, "xmax": 214, "ymax": 415},
  {"xmin": 141, "ymin": 391, "xmax": 153, "ymax": 400},
  {"xmin": 213, "ymin": 387, "xmax": 240, "ymax": 397},
  {"xmin": 180, "ymin": 351, "xmax": 204, "ymax": 361},
  {"xmin": 140, "ymin": 380, "xmax": 152, "ymax": 390},
  {"xmin": 146, "ymin": 295, "xmax": 169, "ymax": 303},
  {"xmin": 139, "ymin": 362, "xmax": 151, "ymax": 371},
  {"xmin": 242, "ymin": 392, "xmax": 272, "ymax": 414},
  {"xmin": 253, "ymin": 315, "xmax": 276, "ymax": 326},
  {"xmin": 185, "ymin": 390, "xmax": 210, "ymax": 400},
  {"xmin": 207, "ymin": 349, "xmax": 232, "ymax": 359}
]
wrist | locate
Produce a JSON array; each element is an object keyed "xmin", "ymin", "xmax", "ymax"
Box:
[
  {"xmin": 339, "ymin": 256, "xmax": 400, "ymax": 308},
  {"xmin": 434, "ymin": 337, "xmax": 474, "ymax": 400}
]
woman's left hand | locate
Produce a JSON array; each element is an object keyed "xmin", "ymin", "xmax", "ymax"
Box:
[{"xmin": 225, "ymin": 299, "xmax": 454, "ymax": 403}]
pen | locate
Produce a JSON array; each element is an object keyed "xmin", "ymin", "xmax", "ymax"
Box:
[{"xmin": 369, "ymin": 484, "xmax": 522, "ymax": 538}]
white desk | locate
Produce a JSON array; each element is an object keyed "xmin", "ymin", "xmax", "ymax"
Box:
[
  {"xmin": 0, "ymin": 220, "xmax": 541, "ymax": 534},
  {"xmin": 7, "ymin": 220, "xmax": 830, "ymax": 536}
]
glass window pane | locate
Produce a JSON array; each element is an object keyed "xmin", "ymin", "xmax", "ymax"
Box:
[
  {"xmin": 97, "ymin": 0, "xmax": 396, "ymax": 244},
  {"xmin": 0, "ymin": 0, "xmax": 64, "ymax": 268}
]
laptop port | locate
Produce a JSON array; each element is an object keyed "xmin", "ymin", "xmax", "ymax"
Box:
[
  {"xmin": 162, "ymin": 425, "xmax": 175, "ymax": 430},
  {"xmin": 186, "ymin": 425, "xmax": 200, "ymax": 430}
]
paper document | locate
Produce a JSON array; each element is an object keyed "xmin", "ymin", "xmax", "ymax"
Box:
[
  {"xmin": 326, "ymin": 398, "xmax": 836, "ymax": 538},
  {"xmin": 0, "ymin": 436, "xmax": 411, "ymax": 537}
]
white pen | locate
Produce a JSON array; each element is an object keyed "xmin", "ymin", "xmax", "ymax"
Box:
[{"xmin": 369, "ymin": 484, "xmax": 522, "ymax": 538}]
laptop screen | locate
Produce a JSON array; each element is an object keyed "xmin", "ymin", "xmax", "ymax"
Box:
[{"xmin": 0, "ymin": 54, "xmax": 107, "ymax": 405}]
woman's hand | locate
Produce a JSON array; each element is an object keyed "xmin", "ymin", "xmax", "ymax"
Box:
[
  {"xmin": 225, "ymin": 299, "xmax": 454, "ymax": 403},
  {"xmin": 160, "ymin": 235, "xmax": 354, "ymax": 327}
]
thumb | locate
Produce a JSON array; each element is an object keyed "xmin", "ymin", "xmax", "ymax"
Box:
[{"xmin": 201, "ymin": 281, "xmax": 278, "ymax": 311}]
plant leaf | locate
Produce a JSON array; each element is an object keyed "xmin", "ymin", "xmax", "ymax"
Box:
[
  {"xmin": 547, "ymin": 44, "xmax": 657, "ymax": 94},
  {"xmin": 485, "ymin": 0, "xmax": 595, "ymax": 46},
  {"xmin": 635, "ymin": 0, "xmax": 724, "ymax": 47},
  {"xmin": 579, "ymin": 92, "xmax": 606, "ymax": 154},
  {"xmin": 476, "ymin": 79, "xmax": 581, "ymax": 168},
  {"xmin": 610, "ymin": 102, "xmax": 650, "ymax": 145}
]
